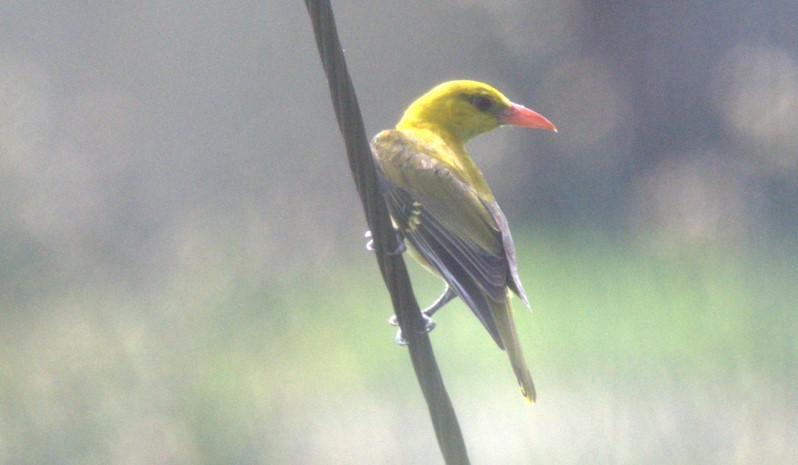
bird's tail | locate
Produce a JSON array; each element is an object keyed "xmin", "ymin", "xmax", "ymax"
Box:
[{"xmin": 489, "ymin": 294, "xmax": 536, "ymax": 403}]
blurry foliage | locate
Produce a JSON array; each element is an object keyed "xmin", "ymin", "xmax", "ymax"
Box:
[{"xmin": 2, "ymin": 229, "xmax": 795, "ymax": 464}]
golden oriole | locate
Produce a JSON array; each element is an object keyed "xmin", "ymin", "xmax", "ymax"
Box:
[{"xmin": 370, "ymin": 80, "xmax": 556, "ymax": 402}]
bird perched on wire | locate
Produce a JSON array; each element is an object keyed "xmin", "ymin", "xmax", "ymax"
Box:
[{"xmin": 368, "ymin": 80, "xmax": 557, "ymax": 402}]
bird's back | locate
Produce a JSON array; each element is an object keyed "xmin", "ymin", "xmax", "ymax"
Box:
[{"xmin": 371, "ymin": 129, "xmax": 528, "ymax": 346}]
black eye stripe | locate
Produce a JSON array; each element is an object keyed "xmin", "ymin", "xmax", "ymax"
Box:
[{"xmin": 468, "ymin": 95, "xmax": 493, "ymax": 112}]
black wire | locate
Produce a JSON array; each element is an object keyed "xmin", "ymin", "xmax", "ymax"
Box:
[{"xmin": 304, "ymin": 1, "xmax": 471, "ymax": 464}]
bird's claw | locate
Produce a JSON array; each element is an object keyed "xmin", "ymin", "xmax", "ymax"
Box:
[
  {"xmin": 365, "ymin": 230, "xmax": 406, "ymax": 255},
  {"xmin": 394, "ymin": 330, "xmax": 407, "ymax": 346},
  {"xmin": 389, "ymin": 313, "xmax": 436, "ymax": 346},
  {"xmin": 389, "ymin": 241, "xmax": 407, "ymax": 255},
  {"xmin": 422, "ymin": 313, "xmax": 437, "ymax": 332}
]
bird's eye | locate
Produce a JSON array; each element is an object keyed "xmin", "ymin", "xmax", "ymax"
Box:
[{"xmin": 469, "ymin": 95, "xmax": 493, "ymax": 112}]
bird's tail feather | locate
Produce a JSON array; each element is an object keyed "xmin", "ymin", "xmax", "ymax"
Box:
[{"xmin": 490, "ymin": 294, "xmax": 536, "ymax": 403}]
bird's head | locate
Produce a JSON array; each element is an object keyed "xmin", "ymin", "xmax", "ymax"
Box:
[{"xmin": 396, "ymin": 80, "xmax": 556, "ymax": 143}]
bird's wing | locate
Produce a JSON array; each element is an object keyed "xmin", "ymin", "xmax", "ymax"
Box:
[
  {"xmin": 482, "ymin": 201, "xmax": 529, "ymax": 307},
  {"xmin": 371, "ymin": 130, "xmax": 525, "ymax": 345}
]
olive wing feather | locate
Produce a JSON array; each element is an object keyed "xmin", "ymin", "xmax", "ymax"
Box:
[{"xmin": 371, "ymin": 130, "xmax": 528, "ymax": 345}]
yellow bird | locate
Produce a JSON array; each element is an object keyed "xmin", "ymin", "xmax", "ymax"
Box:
[{"xmin": 370, "ymin": 80, "xmax": 556, "ymax": 402}]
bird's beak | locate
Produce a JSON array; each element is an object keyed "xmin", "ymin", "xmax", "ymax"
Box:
[{"xmin": 501, "ymin": 102, "xmax": 557, "ymax": 132}]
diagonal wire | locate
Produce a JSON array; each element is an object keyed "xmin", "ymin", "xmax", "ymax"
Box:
[{"xmin": 303, "ymin": 1, "xmax": 471, "ymax": 464}]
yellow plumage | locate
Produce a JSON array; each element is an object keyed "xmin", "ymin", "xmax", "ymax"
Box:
[{"xmin": 371, "ymin": 81, "xmax": 556, "ymax": 402}]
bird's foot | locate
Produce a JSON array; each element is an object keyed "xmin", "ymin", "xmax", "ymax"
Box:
[
  {"xmin": 388, "ymin": 313, "xmax": 436, "ymax": 346},
  {"xmin": 365, "ymin": 230, "xmax": 406, "ymax": 255},
  {"xmin": 365, "ymin": 230, "xmax": 374, "ymax": 251}
]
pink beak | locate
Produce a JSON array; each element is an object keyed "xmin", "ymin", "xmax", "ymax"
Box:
[{"xmin": 501, "ymin": 102, "xmax": 557, "ymax": 132}]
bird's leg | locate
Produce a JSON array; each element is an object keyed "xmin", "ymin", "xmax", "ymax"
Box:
[
  {"xmin": 365, "ymin": 230, "xmax": 406, "ymax": 255},
  {"xmin": 388, "ymin": 286, "xmax": 455, "ymax": 345},
  {"xmin": 421, "ymin": 285, "xmax": 457, "ymax": 319}
]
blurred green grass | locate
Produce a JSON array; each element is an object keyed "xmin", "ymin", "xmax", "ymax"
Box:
[
  {"xmin": 2, "ymin": 228, "xmax": 796, "ymax": 464},
  {"xmin": 187, "ymin": 228, "xmax": 795, "ymax": 463}
]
